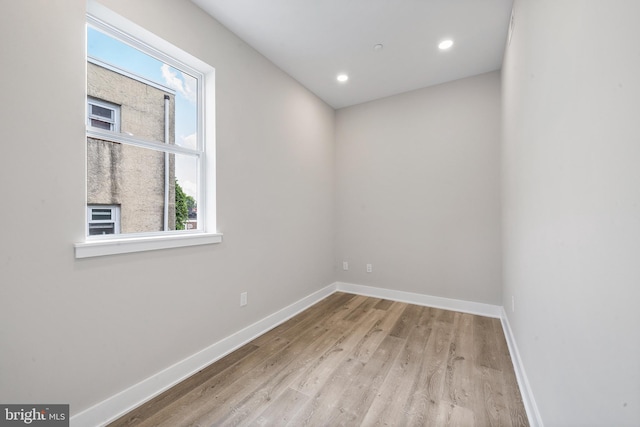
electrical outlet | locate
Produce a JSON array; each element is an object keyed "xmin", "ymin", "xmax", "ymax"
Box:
[
  {"xmin": 343, "ymin": 261, "xmax": 349, "ymax": 271},
  {"xmin": 240, "ymin": 292, "xmax": 248, "ymax": 307},
  {"xmin": 366, "ymin": 263, "xmax": 372, "ymax": 273}
]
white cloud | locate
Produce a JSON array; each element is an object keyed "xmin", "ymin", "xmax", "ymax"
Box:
[
  {"xmin": 179, "ymin": 133, "xmax": 197, "ymax": 150},
  {"xmin": 179, "ymin": 179, "xmax": 197, "ymax": 200},
  {"xmin": 182, "ymin": 74, "xmax": 197, "ymax": 102},
  {"xmin": 175, "ymin": 154, "xmax": 198, "ymax": 199},
  {"xmin": 161, "ymin": 64, "xmax": 196, "ymax": 103}
]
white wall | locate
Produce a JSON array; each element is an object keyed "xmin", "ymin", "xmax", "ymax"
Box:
[
  {"xmin": 502, "ymin": 0, "xmax": 640, "ymax": 425},
  {"xmin": 0, "ymin": 0, "xmax": 334, "ymax": 416},
  {"xmin": 335, "ymin": 72, "xmax": 502, "ymax": 304}
]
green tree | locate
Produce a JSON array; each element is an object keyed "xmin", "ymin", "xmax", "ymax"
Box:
[
  {"xmin": 175, "ymin": 179, "xmax": 189, "ymax": 230},
  {"xmin": 186, "ymin": 194, "xmax": 196, "ymax": 214}
]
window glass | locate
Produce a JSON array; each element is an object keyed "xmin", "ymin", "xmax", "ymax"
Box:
[
  {"xmin": 90, "ymin": 119, "xmax": 111, "ymax": 130},
  {"xmin": 86, "ymin": 21, "xmax": 202, "ymax": 237},
  {"xmin": 91, "ymin": 105, "xmax": 113, "ymax": 119},
  {"xmin": 89, "ymin": 223, "xmax": 116, "ymax": 236},
  {"xmin": 87, "ymin": 27, "xmax": 198, "ymax": 150},
  {"xmin": 91, "ymin": 209, "xmax": 113, "ymax": 221}
]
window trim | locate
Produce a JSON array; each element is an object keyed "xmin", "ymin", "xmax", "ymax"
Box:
[
  {"xmin": 75, "ymin": 233, "xmax": 222, "ymax": 259},
  {"xmin": 76, "ymin": 0, "xmax": 221, "ymax": 259}
]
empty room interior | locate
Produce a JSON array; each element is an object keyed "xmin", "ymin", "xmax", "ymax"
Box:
[{"xmin": 1, "ymin": 0, "xmax": 639, "ymax": 426}]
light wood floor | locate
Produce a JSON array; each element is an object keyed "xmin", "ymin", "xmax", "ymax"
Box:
[{"xmin": 109, "ymin": 292, "xmax": 529, "ymax": 426}]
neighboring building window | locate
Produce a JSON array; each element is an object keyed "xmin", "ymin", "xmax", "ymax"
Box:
[
  {"xmin": 87, "ymin": 97, "xmax": 120, "ymax": 131},
  {"xmin": 87, "ymin": 205, "xmax": 120, "ymax": 235}
]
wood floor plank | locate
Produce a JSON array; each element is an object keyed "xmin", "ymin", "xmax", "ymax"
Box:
[
  {"xmin": 187, "ymin": 323, "xmax": 360, "ymax": 425},
  {"xmin": 247, "ymin": 387, "xmax": 309, "ymax": 427},
  {"xmin": 132, "ymin": 308, "xmax": 344, "ymax": 427},
  {"xmin": 373, "ymin": 298, "xmax": 394, "ymax": 311},
  {"xmin": 249, "ymin": 292, "xmax": 357, "ymax": 348},
  {"xmin": 107, "ymin": 343, "xmax": 260, "ymax": 427},
  {"xmin": 130, "ymin": 335, "xmax": 298, "ymax": 427},
  {"xmin": 107, "ymin": 295, "xmax": 529, "ymax": 427},
  {"xmin": 285, "ymin": 350, "xmax": 368, "ymax": 426},
  {"xmin": 343, "ymin": 296, "xmax": 383, "ymax": 322},
  {"xmin": 323, "ymin": 334, "xmax": 405, "ymax": 426},
  {"xmin": 442, "ymin": 312, "xmax": 476, "ymax": 408},
  {"xmin": 196, "ymin": 309, "xmax": 387, "ymax": 426},
  {"xmin": 474, "ymin": 365, "xmax": 513, "ymax": 427},
  {"xmin": 388, "ymin": 303, "xmax": 423, "ymax": 338},
  {"xmin": 472, "ymin": 317, "xmax": 514, "ymax": 427},
  {"xmin": 288, "ymin": 307, "xmax": 385, "ymax": 397},
  {"xmin": 435, "ymin": 401, "xmax": 476, "ymax": 426},
  {"xmin": 350, "ymin": 301, "xmax": 405, "ymax": 363},
  {"xmin": 360, "ymin": 306, "xmax": 434, "ymax": 426},
  {"xmin": 401, "ymin": 314, "xmax": 456, "ymax": 426},
  {"xmin": 474, "ymin": 315, "xmax": 502, "ymax": 370}
]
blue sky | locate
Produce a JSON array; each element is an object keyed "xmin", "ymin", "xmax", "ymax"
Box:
[{"xmin": 87, "ymin": 26, "xmax": 198, "ymax": 199}]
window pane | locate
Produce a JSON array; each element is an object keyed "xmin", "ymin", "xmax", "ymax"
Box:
[
  {"xmin": 91, "ymin": 104, "xmax": 113, "ymax": 119},
  {"xmin": 87, "ymin": 138, "xmax": 198, "ymax": 234},
  {"xmin": 90, "ymin": 119, "xmax": 112, "ymax": 130},
  {"xmin": 88, "ymin": 223, "xmax": 115, "ymax": 235},
  {"xmin": 175, "ymin": 155, "xmax": 199, "ymax": 231},
  {"xmin": 173, "ymin": 70, "xmax": 198, "ymax": 150},
  {"xmin": 87, "ymin": 27, "xmax": 198, "ymax": 150},
  {"xmin": 91, "ymin": 208, "xmax": 112, "ymax": 220}
]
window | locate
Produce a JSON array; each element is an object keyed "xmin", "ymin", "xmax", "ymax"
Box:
[
  {"xmin": 75, "ymin": 1, "xmax": 221, "ymax": 258},
  {"xmin": 87, "ymin": 97, "xmax": 120, "ymax": 131},
  {"xmin": 87, "ymin": 205, "xmax": 120, "ymax": 235}
]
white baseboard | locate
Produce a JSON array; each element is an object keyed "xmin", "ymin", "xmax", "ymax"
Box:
[
  {"xmin": 335, "ymin": 281, "xmax": 502, "ymax": 318},
  {"xmin": 71, "ymin": 281, "xmax": 538, "ymax": 427},
  {"xmin": 500, "ymin": 308, "xmax": 544, "ymax": 427},
  {"xmin": 70, "ymin": 284, "xmax": 337, "ymax": 427}
]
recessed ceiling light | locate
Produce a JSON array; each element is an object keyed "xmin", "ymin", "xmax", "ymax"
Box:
[
  {"xmin": 438, "ymin": 39, "xmax": 454, "ymax": 50},
  {"xmin": 337, "ymin": 74, "xmax": 349, "ymax": 82}
]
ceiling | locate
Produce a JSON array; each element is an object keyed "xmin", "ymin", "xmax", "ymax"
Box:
[{"xmin": 191, "ymin": 0, "xmax": 514, "ymax": 109}]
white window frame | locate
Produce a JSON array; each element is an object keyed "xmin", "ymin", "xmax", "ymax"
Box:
[
  {"xmin": 87, "ymin": 97, "xmax": 120, "ymax": 132},
  {"xmin": 75, "ymin": 1, "xmax": 221, "ymax": 259}
]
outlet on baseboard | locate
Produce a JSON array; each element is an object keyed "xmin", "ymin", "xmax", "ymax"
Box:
[
  {"xmin": 366, "ymin": 263, "xmax": 372, "ymax": 273},
  {"xmin": 240, "ymin": 292, "xmax": 248, "ymax": 307}
]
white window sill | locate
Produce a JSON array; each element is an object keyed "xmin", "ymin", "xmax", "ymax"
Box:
[{"xmin": 74, "ymin": 232, "xmax": 223, "ymax": 259}]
